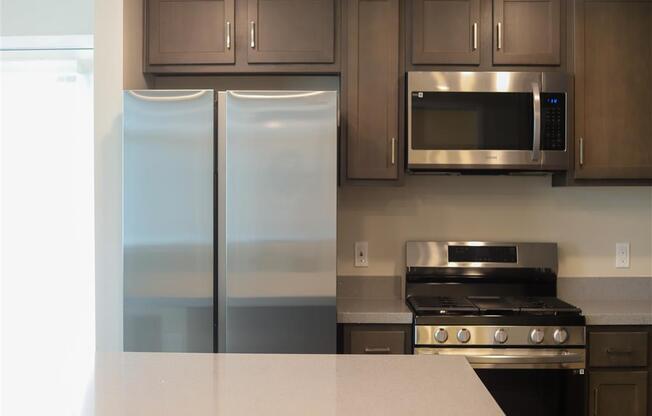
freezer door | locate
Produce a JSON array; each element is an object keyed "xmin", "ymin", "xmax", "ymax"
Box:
[
  {"xmin": 217, "ymin": 90, "xmax": 337, "ymax": 353},
  {"xmin": 123, "ymin": 90, "xmax": 214, "ymax": 352}
]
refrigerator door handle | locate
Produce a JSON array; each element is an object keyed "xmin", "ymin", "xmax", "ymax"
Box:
[{"xmin": 126, "ymin": 90, "xmax": 209, "ymax": 102}]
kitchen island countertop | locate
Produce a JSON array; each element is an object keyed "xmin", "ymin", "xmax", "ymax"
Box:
[{"xmin": 95, "ymin": 352, "xmax": 503, "ymax": 416}]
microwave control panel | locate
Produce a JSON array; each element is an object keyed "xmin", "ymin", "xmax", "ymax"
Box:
[{"xmin": 541, "ymin": 93, "xmax": 566, "ymax": 151}]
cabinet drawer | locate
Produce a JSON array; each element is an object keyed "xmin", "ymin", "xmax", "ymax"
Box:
[
  {"xmin": 349, "ymin": 330, "xmax": 405, "ymax": 354},
  {"xmin": 590, "ymin": 332, "xmax": 648, "ymax": 368}
]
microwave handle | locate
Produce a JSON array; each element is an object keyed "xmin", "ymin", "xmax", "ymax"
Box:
[{"xmin": 532, "ymin": 82, "xmax": 541, "ymax": 162}]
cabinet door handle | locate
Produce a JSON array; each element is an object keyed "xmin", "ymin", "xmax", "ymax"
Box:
[
  {"xmin": 364, "ymin": 347, "xmax": 391, "ymax": 354},
  {"xmin": 497, "ymin": 22, "xmax": 503, "ymax": 50},
  {"xmin": 391, "ymin": 137, "xmax": 396, "ymax": 165},
  {"xmin": 225, "ymin": 21, "xmax": 231, "ymax": 50},
  {"xmin": 593, "ymin": 388, "xmax": 599, "ymax": 416},
  {"xmin": 250, "ymin": 21, "xmax": 256, "ymax": 49},
  {"xmin": 472, "ymin": 22, "xmax": 478, "ymax": 51},
  {"xmin": 579, "ymin": 137, "xmax": 584, "ymax": 167}
]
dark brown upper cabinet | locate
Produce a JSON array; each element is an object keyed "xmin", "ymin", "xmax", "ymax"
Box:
[
  {"xmin": 411, "ymin": 0, "xmax": 480, "ymax": 65},
  {"xmin": 574, "ymin": 0, "xmax": 652, "ymax": 180},
  {"xmin": 145, "ymin": 0, "xmax": 339, "ymax": 73},
  {"xmin": 589, "ymin": 371, "xmax": 648, "ymax": 416},
  {"xmin": 343, "ymin": 0, "xmax": 400, "ymax": 180},
  {"xmin": 493, "ymin": 0, "xmax": 560, "ymax": 65},
  {"xmin": 246, "ymin": 0, "xmax": 335, "ymax": 64},
  {"xmin": 147, "ymin": 0, "xmax": 235, "ymax": 65}
]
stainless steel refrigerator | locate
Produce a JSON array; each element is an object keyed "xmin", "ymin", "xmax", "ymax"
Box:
[{"xmin": 123, "ymin": 89, "xmax": 337, "ymax": 353}]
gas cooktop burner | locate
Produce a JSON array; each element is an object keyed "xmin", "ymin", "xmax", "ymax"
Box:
[{"xmin": 408, "ymin": 295, "xmax": 582, "ymax": 316}]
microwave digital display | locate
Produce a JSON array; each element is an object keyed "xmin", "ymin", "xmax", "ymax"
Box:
[{"xmin": 541, "ymin": 93, "xmax": 566, "ymax": 151}]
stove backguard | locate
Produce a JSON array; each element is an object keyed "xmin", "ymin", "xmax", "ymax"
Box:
[{"xmin": 406, "ymin": 241, "xmax": 559, "ymax": 299}]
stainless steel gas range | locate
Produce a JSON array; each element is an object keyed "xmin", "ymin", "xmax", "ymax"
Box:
[{"xmin": 406, "ymin": 241, "xmax": 586, "ymax": 416}]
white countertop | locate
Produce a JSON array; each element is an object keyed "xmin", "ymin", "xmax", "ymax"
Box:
[
  {"xmin": 95, "ymin": 352, "xmax": 503, "ymax": 416},
  {"xmin": 337, "ymin": 298, "xmax": 413, "ymax": 324}
]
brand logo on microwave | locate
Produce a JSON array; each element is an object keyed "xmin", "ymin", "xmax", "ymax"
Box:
[{"xmin": 486, "ymin": 155, "xmax": 499, "ymax": 160}]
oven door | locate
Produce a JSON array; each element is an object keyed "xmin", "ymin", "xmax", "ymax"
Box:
[
  {"xmin": 416, "ymin": 347, "xmax": 586, "ymax": 416},
  {"xmin": 407, "ymin": 72, "xmax": 569, "ymax": 172}
]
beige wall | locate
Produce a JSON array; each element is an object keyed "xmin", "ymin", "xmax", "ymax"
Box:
[
  {"xmin": 123, "ymin": 0, "xmax": 150, "ymax": 89},
  {"xmin": 338, "ymin": 175, "xmax": 652, "ymax": 278},
  {"xmin": 95, "ymin": 0, "xmax": 123, "ymax": 351}
]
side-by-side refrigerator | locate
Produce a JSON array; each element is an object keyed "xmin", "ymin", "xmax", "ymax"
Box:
[{"xmin": 123, "ymin": 89, "xmax": 337, "ymax": 353}]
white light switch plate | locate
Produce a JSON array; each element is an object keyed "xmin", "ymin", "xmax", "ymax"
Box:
[
  {"xmin": 354, "ymin": 241, "xmax": 368, "ymax": 268},
  {"xmin": 615, "ymin": 242, "xmax": 630, "ymax": 269}
]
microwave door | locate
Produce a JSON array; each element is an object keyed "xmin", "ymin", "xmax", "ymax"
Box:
[{"xmin": 408, "ymin": 91, "xmax": 537, "ymax": 169}]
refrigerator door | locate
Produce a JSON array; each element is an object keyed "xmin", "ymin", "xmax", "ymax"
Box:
[
  {"xmin": 217, "ymin": 90, "xmax": 337, "ymax": 353},
  {"xmin": 123, "ymin": 90, "xmax": 214, "ymax": 352}
]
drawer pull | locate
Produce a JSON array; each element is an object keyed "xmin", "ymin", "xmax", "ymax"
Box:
[
  {"xmin": 364, "ymin": 347, "xmax": 391, "ymax": 354},
  {"xmin": 606, "ymin": 347, "xmax": 633, "ymax": 354}
]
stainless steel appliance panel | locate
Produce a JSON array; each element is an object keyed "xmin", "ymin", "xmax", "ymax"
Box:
[
  {"xmin": 217, "ymin": 90, "xmax": 337, "ymax": 353},
  {"xmin": 406, "ymin": 241, "xmax": 558, "ymax": 272},
  {"xmin": 123, "ymin": 90, "xmax": 214, "ymax": 352},
  {"xmin": 415, "ymin": 325, "xmax": 585, "ymax": 347}
]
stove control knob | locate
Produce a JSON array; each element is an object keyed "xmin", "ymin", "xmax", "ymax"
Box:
[
  {"xmin": 494, "ymin": 328, "xmax": 508, "ymax": 344},
  {"xmin": 434, "ymin": 328, "xmax": 448, "ymax": 343},
  {"xmin": 457, "ymin": 328, "xmax": 471, "ymax": 343},
  {"xmin": 530, "ymin": 328, "xmax": 545, "ymax": 344},
  {"xmin": 553, "ymin": 328, "xmax": 569, "ymax": 344}
]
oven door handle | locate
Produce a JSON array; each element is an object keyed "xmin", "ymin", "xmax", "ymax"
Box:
[
  {"xmin": 463, "ymin": 352, "xmax": 584, "ymax": 365},
  {"xmin": 531, "ymin": 81, "xmax": 541, "ymax": 162},
  {"xmin": 416, "ymin": 348, "xmax": 586, "ymax": 368}
]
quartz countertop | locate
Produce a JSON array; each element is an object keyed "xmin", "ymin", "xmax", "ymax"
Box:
[
  {"xmin": 95, "ymin": 352, "xmax": 503, "ymax": 416},
  {"xmin": 337, "ymin": 298, "xmax": 413, "ymax": 324},
  {"xmin": 558, "ymin": 277, "xmax": 652, "ymax": 326},
  {"xmin": 573, "ymin": 300, "xmax": 652, "ymax": 325}
]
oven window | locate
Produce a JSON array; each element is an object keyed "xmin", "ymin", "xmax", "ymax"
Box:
[{"xmin": 411, "ymin": 92, "xmax": 534, "ymax": 151}]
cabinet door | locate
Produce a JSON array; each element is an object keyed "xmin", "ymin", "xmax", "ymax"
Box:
[
  {"xmin": 246, "ymin": 0, "xmax": 335, "ymax": 64},
  {"xmin": 493, "ymin": 0, "xmax": 560, "ymax": 65},
  {"xmin": 147, "ymin": 0, "xmax": 235, "ymax": 65},
  {"xmin": 589, "ymin": 371, "xmax": 648, "ymax": 416},
  {"xmin": 344, "ymin": 0, "xmax": 399, "ymax": 180},
  {"xmin": 574, "ymin": 0, "xmax": 652, "ymax": 179},
  {"xmin": 412, "ymin": 0, "xmax": 480, "ymax": 65}
]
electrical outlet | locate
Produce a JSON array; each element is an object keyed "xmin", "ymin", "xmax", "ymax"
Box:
[
  {"xmin": 615, "ymin": 242, "xmax": 630, "ymax": 269},
  {"xmin": 354, "ymin": 241, "xmax": 368, "ymax": 268}
]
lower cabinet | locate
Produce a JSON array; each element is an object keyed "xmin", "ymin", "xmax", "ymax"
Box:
[
  {"xmin": 589, "ymin": 371, "xmax": 648, "ymax": 416},
  {"xmin": 588, "ymin": 326, "xmax": 651, "ymax": 416},
  {"xmin": 339, "ymin": 324, "xmax": 412, "ymax": 354}
]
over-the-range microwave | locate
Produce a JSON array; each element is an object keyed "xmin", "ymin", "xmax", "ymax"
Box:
[{"xmin": 407, "ymin": 71, "xmax": 571, "ymax": 173}]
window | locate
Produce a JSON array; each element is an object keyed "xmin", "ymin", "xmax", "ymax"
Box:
[{"xmin": 1, "ymin": 40, "xmax": 94, "ymax": 415}]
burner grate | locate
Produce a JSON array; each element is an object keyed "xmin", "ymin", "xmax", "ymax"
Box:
[{"xmin": 409, "ymin": 295, "xmax": 582, "ymax": 317}]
